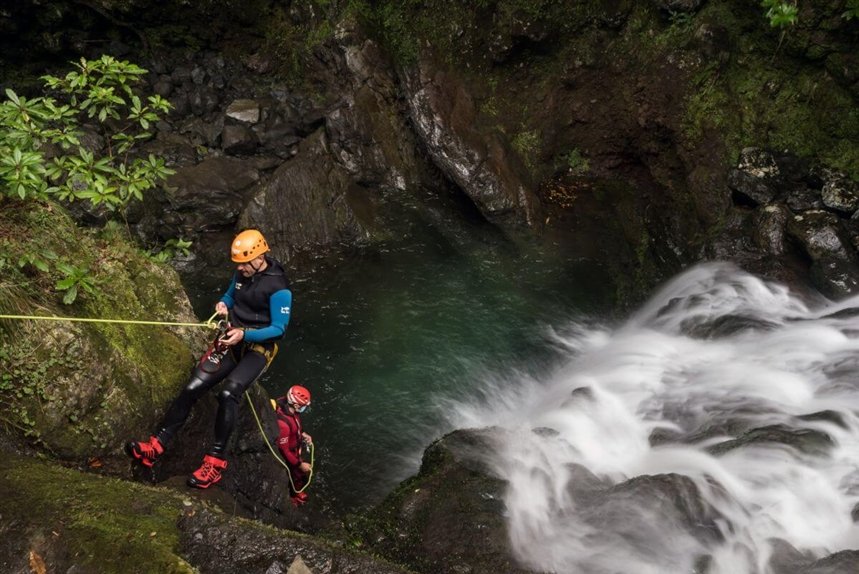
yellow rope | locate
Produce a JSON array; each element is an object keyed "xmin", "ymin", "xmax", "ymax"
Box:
[
  {"xmin": 0, "ymin": 312, "xmax": 221, "ymax": 329},
  {"xmin": 245, "ymin": 393, "xmax": 314, "ymax": 494}
]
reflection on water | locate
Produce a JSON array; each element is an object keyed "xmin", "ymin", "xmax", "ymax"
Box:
[{"xmin": 183, "ymin": 230, "xmax": 612, "ymax": 512}]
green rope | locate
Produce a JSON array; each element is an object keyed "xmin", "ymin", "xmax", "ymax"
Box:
[
  {"xmin": 0, "ymin": 312, "xmax": 221, "ymax": 329},
  {"xmin": 245, "ymin": 392, "xmax": 314, "ymax": 494}
]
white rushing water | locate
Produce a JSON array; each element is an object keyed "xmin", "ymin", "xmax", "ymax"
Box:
[{"xmin": 446, "ymin": 262, "xmax": 859, "ymax": 574}]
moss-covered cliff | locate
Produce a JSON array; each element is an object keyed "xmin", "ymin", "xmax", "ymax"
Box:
[{"xmin": 0, "ymin": 199, "xmax": 202, "ymax": 458}]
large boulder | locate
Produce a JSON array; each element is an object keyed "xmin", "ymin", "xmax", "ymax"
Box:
[
  {"xmin": 821, "ymin": 169, "xmax": 859, "ymax": 215},
  {"xmin": 786, "ymin": 210, "xmax": 859, "ymax": 297},
  {"xmin": 354, "ymin": 428, "xmax": 533, "ymax": 574},
  {"xmin": 162, "ymin": 156, "xmax": 263, "ymax": 234},
  {"xmin": 238, "ymin": 129, "xmax": 369, "ymax": 257}
]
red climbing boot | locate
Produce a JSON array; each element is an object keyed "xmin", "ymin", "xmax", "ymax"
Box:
[
  {"xmin": 125, "ymin": 436, "xmax": 164, "ymax": 467},
  {"xmin": 291, "ymin": 492, "xmax": 309, "ymax": 507},
  {"xmin": 187, "ymin": 454, "xmax": 228, "ymax": 489}
]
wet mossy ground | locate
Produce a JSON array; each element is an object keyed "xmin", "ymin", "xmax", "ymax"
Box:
[
  {"xmin": 0, "ymin": 452, "xmax": 194, "ymax": 574},
  {"xmin": 0, "ymin": 450, "xmax": 415, "ymax": 574}
]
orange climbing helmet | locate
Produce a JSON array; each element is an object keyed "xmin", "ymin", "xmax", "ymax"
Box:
[
  {"xmin": 231, "ymin": 229, "xmax": 269, "ymax": 263},
  {"xmin": 287, "ymin": 385, "xmax": 311, "ymax": 408}
]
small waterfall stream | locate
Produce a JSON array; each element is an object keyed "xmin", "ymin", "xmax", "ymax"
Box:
[{"xmin": 447, "ymin": 263, "xmax": 859, "ymax": 573}]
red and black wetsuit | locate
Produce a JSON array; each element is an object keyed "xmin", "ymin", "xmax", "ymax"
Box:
[{"xmin": 275, "ymin": 404, "xmax": 308, "ymax": 494}]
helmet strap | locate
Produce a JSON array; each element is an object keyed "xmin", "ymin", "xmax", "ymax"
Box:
[{"xmin": 245, "ymin": 256, "xmax": 266, "ymax": 275}]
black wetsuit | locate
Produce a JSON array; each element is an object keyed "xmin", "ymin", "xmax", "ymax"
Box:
[{"xmin": 154, "ymin": 255, "xmax": 291, "ymax": 457}]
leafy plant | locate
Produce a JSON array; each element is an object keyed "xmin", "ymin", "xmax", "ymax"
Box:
[
  {"xmin": 761, "ymin": 0, "xmax": 798, "ymax": 28},
  {"xmin": 844, "ymin": 0, "xmax": 859, "ymax": 20},
  {"xmin": 760, "ymin": 0, "xmax": 797, "ymax": 57},
  {"xmin": 54, "ymin": 262, "xmax": 96, "ymax": 304},
  {"xmin": 147, "ymin": 237, "xmax": 193, "ymax": 262},
  {"xmin": 17, "ymin": 249, "xmax": 58, "ymax": 273},
  {"xmin": 512, "ymin": 129, "xmax": 540, "ymax": 168},
  {"xmin": 564, "ymin": 148, "xmax": 591, "ymax": 175},
  {"xmin": 668, "ymin": 9, "xmax": 693, "ymax": 28},
  {"xmin": 0, "ymin": 55, "xmax": 174, "ymax": 212}
]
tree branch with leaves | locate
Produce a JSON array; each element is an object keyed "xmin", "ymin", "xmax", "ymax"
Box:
[{"xmin": 0, "ymin": 55, "xmax": 174, "ymax": 213}]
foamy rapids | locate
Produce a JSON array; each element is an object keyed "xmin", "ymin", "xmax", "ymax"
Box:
[{"xmin": 447, "ymin": 262, "xmax": 859, "ymax": 574}]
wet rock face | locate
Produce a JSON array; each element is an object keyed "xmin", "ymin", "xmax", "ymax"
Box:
[
  {"xmin": 721, "ymin": 148, "xmax": 859, "ymax": 298},
  {"xmin": 179, "ymin": 506, "xmax": 412, "ymax": 574},
  {"xmin": 136, "ymin": 386, "xmax": 328, "ymax": 533},
  {"xmin": 401, "ymin": 61, "xmax": 542, "ymax": 228},
  {"xmin": 356, "ymin": 428, "xmax": 533, "ymax": 574}
]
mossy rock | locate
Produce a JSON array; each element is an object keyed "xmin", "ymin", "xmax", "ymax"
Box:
[
  {"xmin": 0, "ymin": 450, "xmax": 415, "ymax": 574},
  {"xmin": 0, "ymin": 200, "xmax": 204, "ymax": 459},
  {"xmin": 0, "ymin": 452, "xmax": 195, "ymax": 574},
  {"xmin": 353, "ymin": 428, "xmax": 533, "ymax": 574}
]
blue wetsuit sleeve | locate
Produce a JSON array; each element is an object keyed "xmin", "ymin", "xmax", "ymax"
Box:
[
  {"xmin": 243, "ymin": 289, "xmax": 291, "ymax": 343},
  {"xmin": 220, "ymin": 275, "xmax": 237, "ymax": 308}
]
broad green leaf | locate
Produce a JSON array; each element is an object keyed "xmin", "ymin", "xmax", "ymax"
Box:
[
  {"xmin": 62, "ymin": 285, "xmax": 78, "ymax": 305},
  {"xmin": 5, "ymin": 88, "xmax": 20, "ymax": 105},
  {"xmin": 55, "ymin": 276, "xmax": 77, "ymax": 290}
]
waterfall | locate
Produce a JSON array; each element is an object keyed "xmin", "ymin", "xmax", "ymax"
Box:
[{"xmin": 447, "ymin": 262, "xmax": 859, "ymax": 574}]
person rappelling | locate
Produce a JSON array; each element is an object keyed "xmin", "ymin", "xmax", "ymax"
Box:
[
  {"xmin": 273, "ymin": 385, "xmax": 314, "ymax": 506},
  {"xmin": 126, "ymin": 229, "xmax": 292, "ymax": 489}
]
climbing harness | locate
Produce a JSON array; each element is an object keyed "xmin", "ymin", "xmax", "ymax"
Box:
[
  {"xmin": 245, "ymin": 393, "xmax": 314, "ymax": 495},
  {"xmin": 248, "ymin": 342, "xmax": 278, "ymax": 368},
  {"xmin": 199, "ymin": 319, "xmax": 232, "ymax": 373}
]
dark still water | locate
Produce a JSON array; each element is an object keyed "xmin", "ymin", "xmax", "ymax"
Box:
[{"xmin": 183, "ymin": 227, "xmax": 613, "ymax": 513}]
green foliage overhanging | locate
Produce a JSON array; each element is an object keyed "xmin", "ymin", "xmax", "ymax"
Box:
[
  {"xmin": 761, "ymin": 0, "xmax": 798, "ymax": 28},
  {"xmin": 0, "ymin": 55, "xmax": 174, "ymax": 211}
]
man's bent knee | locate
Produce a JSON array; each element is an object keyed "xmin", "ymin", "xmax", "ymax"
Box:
[{"xmin": 217, "ymin": 384, "xmax": 243, "ymax": 405}]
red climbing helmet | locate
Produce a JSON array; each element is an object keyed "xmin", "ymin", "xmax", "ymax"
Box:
[{"xmin": 287, "ymin": 385, "xmax": 311, "ymax": 408}]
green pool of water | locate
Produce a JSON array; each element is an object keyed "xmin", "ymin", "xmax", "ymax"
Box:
[{"xmin": 185, "ymin": 227, "xmax": 613, "ymax": 512}]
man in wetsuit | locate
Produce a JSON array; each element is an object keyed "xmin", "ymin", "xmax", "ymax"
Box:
[
  {"xmin": 274, "ymin": 385, "xmax": 313, "ymax": 505},
  {"xmin": 126, "ymin": 229, "xmax": 292, "ymax": 489}
]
